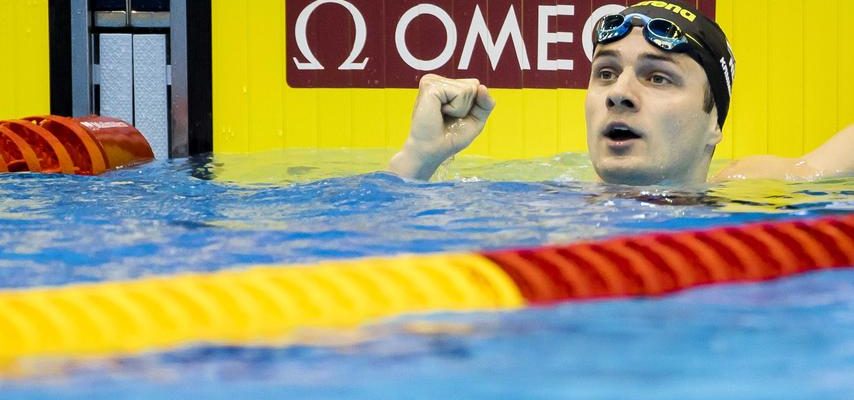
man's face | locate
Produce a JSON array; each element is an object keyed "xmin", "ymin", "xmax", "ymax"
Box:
[{"xmin": 585, "ymin": 28, "xmax": 722, "ymax": 186}]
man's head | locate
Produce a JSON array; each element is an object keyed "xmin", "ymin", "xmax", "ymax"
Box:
[{"xmin": 584, "ymin": 1, "xmax": 735, "ymax": 186}]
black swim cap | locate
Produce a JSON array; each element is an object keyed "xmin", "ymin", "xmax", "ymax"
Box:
[{"xmin": 611, "ymin": 1, "xmax": 736, "ymax": 128}]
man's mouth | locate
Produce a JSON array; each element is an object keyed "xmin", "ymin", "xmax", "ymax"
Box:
[{"xmin": 603, "ymin": 123, "xmax": 643, "ymax": 142}]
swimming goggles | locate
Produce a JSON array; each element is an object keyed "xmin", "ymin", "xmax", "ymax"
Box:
[{"xmin": 595, "ymin": 13, "xmax": 698, "ymax": 52}]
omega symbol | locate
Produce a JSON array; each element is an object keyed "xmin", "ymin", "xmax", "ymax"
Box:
[{"xmin": 292, "ymin": 0, "xmax": 369, "ymax": 70}]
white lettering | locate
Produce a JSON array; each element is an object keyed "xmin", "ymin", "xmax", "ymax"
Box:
[
  {"xmin": 395, "ymin": 4, "xmax": 457, "ymax": 71},
  {"xmin": 293, "ymin": 0, "xmax": 369, "ymax": 71},
  {"xmin": 459, "ymin": 5, "xmax": 530, "ymax": 71},
  {"xmin": 289, "ymin": 1, "xmax": 633, "ymax": 80},
  {"xmin": 80, "ymin": 121, "xmax": 129, "ymax": 130},
  {"xmin": 719, "ymin": 57, "xmax": 732, "ymax": 97},
  {"xmin": 537, "ymin": 5, "xmax": 575, "ymax": 71}
]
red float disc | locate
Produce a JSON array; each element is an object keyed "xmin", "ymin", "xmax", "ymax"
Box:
[
  {"xmin": 3, "ymin": 120, "xmax": 75, "ymax": 174},
  {"xmin": 0, "ymin": 124, "xmax": 42, "ymax": 172},
  {"xmin": 24, "ymin": 116, "xmax": 107, "ymax": 175}
]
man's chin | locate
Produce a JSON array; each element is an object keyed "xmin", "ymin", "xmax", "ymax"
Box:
[{"xmin": 592, "ymin": 157, "xmax": 663, "ymax": 186}]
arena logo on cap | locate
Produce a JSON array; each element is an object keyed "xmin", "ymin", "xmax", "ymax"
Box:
[
  {"xmin": 630, "ymin": 1, "xmax": 697, "ymax": 22},
  {"xmin": 285, "ymin": 0, "xmax": 716, "ymax": 88}
]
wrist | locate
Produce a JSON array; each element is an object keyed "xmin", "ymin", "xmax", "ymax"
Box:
[{"xmin": 388, "ymin": 146, "xmax": 445, "ymax": 181}]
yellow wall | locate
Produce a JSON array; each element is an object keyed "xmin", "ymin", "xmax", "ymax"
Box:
[
  {"xmin": 0, "ymin": 0, "xmax": 50, "ymax": 120},
  {"xmin": 212, "ymin": 0, "xmax": 854, "ymax": 159}
]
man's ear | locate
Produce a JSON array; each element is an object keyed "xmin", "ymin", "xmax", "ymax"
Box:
[{"xmin": 707, "ymin": 106, "xmax": 723, "ymax": 146}]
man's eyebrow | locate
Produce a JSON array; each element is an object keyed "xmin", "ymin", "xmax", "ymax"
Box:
[
  {"xmin": 639, "ymin": 52, "xmax": 679, "ymax": 65},
  {"xmin": 593, "ymin": 49, "xmax": 620, "ymax": 61}
]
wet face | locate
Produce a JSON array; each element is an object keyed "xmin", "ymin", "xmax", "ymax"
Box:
[{"xmin": 585, "ymin": 28, "xmax": 721, "ymax": 186}]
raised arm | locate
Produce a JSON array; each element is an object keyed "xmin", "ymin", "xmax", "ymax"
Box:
[
  {"xmin": 712, "ymin": 124, "xmax": 854, "ymax": 182},
  {"xmin": 388, "ymin": 74, "xmax": 496, "ymax": 181}
]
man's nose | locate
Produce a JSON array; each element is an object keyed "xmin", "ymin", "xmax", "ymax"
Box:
[{"xmin": 606, "ymin": 74, "xmax": 639, "ymax": 112}]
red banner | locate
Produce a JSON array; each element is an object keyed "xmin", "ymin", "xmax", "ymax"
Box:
[{"xmin": 285, "ymin": 0, "xmax": 716, "ymax": 88}]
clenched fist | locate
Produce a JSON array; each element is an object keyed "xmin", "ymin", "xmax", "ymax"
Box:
[{"xmin": 389, "ymin": 74, "xmax": 496, "ymax": 180}]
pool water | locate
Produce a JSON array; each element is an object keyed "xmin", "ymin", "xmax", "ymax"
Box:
[{"xmin": 1, "ymin": 150, "xmax": 852, "ymax": 399}]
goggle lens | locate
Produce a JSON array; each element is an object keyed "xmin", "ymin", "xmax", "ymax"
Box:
[
  {"xmin": 601, "ymin": 15, "xmax": 625, "ymax": 31},
  {"xmin": 647, "ymin": 19, "xmax": 681, "ymax": 39}
]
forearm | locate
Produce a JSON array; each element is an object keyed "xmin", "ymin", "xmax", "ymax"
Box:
[
  {"xmin": 388, "ymin": 147, "xmax": 445, "ymax": 181},
  {"xmin": 712, "ymin": 125, "xmax": 854, "ymax": 182},
  {"xmin": 711, "ymin": 155, "xmax": 814, "ymax": 182}
]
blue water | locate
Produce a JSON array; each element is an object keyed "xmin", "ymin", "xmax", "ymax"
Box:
[{"xmin": 1, "ymin": 150, "xmax": 853, "ymax": 399}]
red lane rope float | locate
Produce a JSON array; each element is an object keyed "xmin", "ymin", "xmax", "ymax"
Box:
[
  {"xmin": 0, "ymin": 115, "xmax": 153, "ymax": 175},
  {"xmin": 74, "ymin": 115, "xmax": 156, "ymax": 170},
  {"xmin": 0, "ymin": 214, "xmax": 851, "ymax": 363},
  {"xmin": 483, "ymin": 214, "xmax": 854, "ymax": 305}
]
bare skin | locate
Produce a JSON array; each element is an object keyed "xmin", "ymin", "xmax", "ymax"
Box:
[
  {"xmin": 388, "ymin": 75, "xmax": 496, "ymax": 181},
  {"xmin": 584, "ymin": 29, "xmax": 720, "ymax": 185},
  {"xmin": 712, "ymin": 124, "xmax": 854, "ymax": 182},
  {"xmin": 389, "ymin": 30, "xmax": 853, "ymax": 184}
]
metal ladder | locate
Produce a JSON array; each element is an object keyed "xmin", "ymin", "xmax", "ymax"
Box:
[{"xmin": 59, "ymin": 0, "xmax": 208, "ymax": 159}]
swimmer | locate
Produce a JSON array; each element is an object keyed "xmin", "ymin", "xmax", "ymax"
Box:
[{"xmin": 389, "ymin": 0, "xmax": 854, "ymax": 185}]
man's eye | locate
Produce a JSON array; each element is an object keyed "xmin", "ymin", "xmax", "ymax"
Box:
[
  {"xmin": 650, "ymin": 74, "xmax": 671, "ymax": 85},
  {"xmin": 599, "ymin": 70, "xmax": 616, "ymax": 80}
]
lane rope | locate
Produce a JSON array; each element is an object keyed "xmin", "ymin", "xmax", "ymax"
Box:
[
  {"xmin": 0, "ymin": 214, "xmax": 851, "ymax": 361},
  {"xmin": 0, "ymin": 115, "xmax": 153, "ymax": 175}
]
